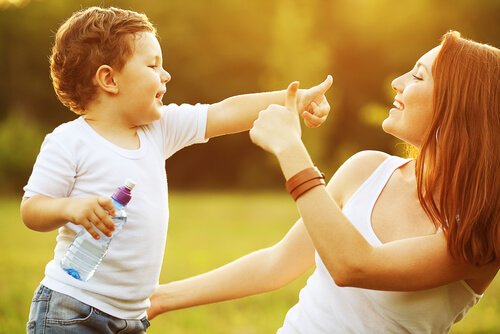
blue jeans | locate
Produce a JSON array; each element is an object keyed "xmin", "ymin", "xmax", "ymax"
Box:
[{"xmin": 27, "ymin": 285, "xmax": 150, "ymax": 334}]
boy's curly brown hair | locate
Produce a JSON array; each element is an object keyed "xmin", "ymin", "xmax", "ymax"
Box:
[{"xmin": 50, "ymin": 6, "xmax": 156, "ymax": 114}]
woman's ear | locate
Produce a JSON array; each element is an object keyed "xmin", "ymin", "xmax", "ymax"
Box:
[{"xmin": 94, "ymin": 65, "xmax": 119, "ymax": 94}]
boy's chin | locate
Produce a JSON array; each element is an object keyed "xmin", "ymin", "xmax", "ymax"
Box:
[
  {"xmin": 147, "ymin": 107, "xmax": 163, "ymax": 122},
  {"xmin": 135, "ymin": 113, "xmax": 161, "ymax": 127},
  {"xmin": 153, "ymin": 108, "xmax": 163, "ymax": 120}
]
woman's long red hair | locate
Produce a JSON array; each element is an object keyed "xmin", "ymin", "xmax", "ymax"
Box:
[{"xmin": 415, "ymin": 31, "xmax": 499, "ymax": 266}]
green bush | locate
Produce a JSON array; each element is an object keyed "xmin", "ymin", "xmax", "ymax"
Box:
[{"xmin": 0, "ymin": 113, "xmax": 45, "ymax": 193}]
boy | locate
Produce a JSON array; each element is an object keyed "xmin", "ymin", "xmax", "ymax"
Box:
[{"xmin": 21, "ymin": 6, "xmax": 332, "ymax": 333}]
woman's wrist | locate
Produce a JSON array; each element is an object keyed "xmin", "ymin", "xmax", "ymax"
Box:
[
  {"xmin": 150, "ymin": 282, "xmax": 180, "ymax": 315},
  {"xmin": 275, "ymin": 140, "xmax": 315, "ymax": 180}
]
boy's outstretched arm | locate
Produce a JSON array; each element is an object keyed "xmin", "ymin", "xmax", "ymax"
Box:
[{"xmin": 205, "ymin": 75, "xmax": 332, "ymax": 139}]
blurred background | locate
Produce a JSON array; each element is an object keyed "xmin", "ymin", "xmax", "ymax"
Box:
[
  {"xmin": 1, "ymin": 0, "xmax": 498, "ymax": 193},
  {"xmin": 0, "ymin": 1, "xmax": 499, "ymax": 333}
]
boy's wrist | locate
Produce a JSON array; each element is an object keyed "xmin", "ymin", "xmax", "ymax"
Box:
[{"xmin": 57, "ymin": 197, "xmax": 74, "ymax": 224}]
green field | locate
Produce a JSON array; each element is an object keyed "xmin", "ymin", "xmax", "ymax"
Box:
[{"xmin": 1, "ymin": 193, "xmax": 498, "ymax": 333}]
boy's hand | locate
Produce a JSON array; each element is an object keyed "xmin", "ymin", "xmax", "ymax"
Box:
[
  {"xmin": 64, "ymin": 197, "xmax": 116, "ymax": 239},
  {"xmin": 297, "ymin": 75, "xmax": 333, "ymax": 128}
]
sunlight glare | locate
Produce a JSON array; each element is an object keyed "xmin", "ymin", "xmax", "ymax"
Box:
[{"xmin": 0, "ymin": 0, "xmax": 32, "ymax": 9}]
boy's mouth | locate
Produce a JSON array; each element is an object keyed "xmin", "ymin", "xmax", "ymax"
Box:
[
  {"xmin": 155, "ymin": 91, "xmax": 165, "ymax": 100},
  {"xmin": 156, "ymin": 87, "xmax": 166, "ymax": 101}
]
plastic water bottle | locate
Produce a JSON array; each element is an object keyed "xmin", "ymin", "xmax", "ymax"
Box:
[{"xmin": 60, "ymin": 179, "xmax": 136, "ymax": 281}]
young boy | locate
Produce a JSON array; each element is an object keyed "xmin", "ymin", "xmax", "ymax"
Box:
[{"xmin": 21, "ymin": 6, "xmax": 332, "ymax": 333}]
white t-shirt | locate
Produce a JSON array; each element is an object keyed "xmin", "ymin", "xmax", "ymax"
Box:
[
  {"xmin": 23, "ymin": 103, "xmax": 208, "ymax": 319},
  {"xmin": 278, "ymin": 156, "xmax": 482, "ymax": 334}
]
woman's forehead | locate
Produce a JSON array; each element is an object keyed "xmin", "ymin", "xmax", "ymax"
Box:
[{"xmin": 418, "ymin": 45, "xmax": 441, "ymax": 68}]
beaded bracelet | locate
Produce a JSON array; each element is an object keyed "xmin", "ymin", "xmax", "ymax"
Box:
[{"xmin": 285, "ymin": 167, "xmax": 325, "ymax": 201}]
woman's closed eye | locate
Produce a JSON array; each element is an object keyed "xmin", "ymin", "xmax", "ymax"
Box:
[{"xmin": 412, "ymin": 74, "xmax": 423, "ymax": 81}]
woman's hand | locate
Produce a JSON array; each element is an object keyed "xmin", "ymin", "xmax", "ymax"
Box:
[
  {"xmin": 147, "ymin": 285, "xmax": 167, "ymax": 320},
  {"xmin": 250, "ymin": 81, "xmax": 303, "ymax": 156}
]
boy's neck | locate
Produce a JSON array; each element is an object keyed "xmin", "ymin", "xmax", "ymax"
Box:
[{"xmin": 83, "ymin": 105, "xmax": 140, "ymax": 150}]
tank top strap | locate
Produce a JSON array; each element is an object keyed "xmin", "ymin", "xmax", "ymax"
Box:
[
  {"xmin": 342, "ymin": 155, "xmax": 413, "ymax": 245},
  {"xmin": 370, "ymin": 155, "xmax": 411, "ymax": 191},
  {"xmin": 353, "ymin": 156, "xmax": 411, "ymax": 204}
]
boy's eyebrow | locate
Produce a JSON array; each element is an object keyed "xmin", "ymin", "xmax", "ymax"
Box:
[{"xmin": 146, "ymin": 54, "xmax": 162, "ymax": 64}]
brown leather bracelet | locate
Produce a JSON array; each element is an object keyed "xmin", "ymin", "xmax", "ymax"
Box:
[
  {"xmin": 285, "ymin": 166, "xmax": 326, "ymax": 201},
  {"xmin": 285, "ymin": 167, "xmax": 324, "ymax": 193},
  {"xmin": 290, "ymin": 177, "xmax": 325, "ymax": 200}
]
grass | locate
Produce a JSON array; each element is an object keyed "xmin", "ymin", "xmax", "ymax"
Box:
[{"xmin": 0, "ymin": 193, "xmax": 498, "ymax": 333}]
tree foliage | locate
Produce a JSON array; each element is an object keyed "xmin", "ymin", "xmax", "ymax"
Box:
[{"xmin": 0, "ymin": 0, "xmax": 498, "ymax": 192}]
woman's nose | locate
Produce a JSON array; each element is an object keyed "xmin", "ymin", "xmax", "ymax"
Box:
[{"xmin": 391, "ymin": 74, "xmax": 405, "ymax": 93}]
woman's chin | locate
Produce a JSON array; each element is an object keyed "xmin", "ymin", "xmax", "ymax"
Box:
[
  {"xmin": 381, "ymin": 118, "xmax": 392, "ymax": 133},
  {"xmin": 381, "ymin": 120, "xmax": 403, "ymax": 141}
]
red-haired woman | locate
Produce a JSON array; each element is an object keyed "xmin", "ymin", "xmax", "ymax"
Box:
[{"xmin": 148, "ymin": 31, "xmax": 499, "ymax": 333}]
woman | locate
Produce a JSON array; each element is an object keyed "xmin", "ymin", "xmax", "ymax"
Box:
[{"xmin": 148, "ymin": 31, "xmax": 499, "ymax": 333}]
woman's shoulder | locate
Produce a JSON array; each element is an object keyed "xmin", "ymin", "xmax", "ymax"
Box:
[
  {"xmin": 338, "ymin": 150, "xmax": 392, "ymax": 182},
  {"xmin": 345, "ymin": 150, "xmax": 391, "ymax": 169},
  {"xmin": 327, "ymin": 150, "xmax": 392, "ymax": 207}
]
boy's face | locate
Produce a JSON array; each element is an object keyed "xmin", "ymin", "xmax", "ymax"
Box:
[{"xmin": 114, "ymin": 32, "xmax": 171, "ymax": 126}]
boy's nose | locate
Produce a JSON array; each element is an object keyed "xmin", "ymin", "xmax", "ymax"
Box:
[{"xmin": 162, "ymin": 69, "xmax": 171, "ymax": 83}]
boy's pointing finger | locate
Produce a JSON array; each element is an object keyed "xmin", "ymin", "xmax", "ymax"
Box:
[{"xmin": 317, "ymin": 75, "xmax": 333, "ymax": 94}]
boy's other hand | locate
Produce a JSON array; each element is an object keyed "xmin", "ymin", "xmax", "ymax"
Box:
[
  {"xmin": 65, "ymin": 197, "xmax": 117, "ymax": 239},
  {"xmin": 297, "ymin": 75, "xmax": 333, "ymax": 128}
]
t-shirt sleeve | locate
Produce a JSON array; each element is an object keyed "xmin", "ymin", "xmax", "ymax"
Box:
[
  {"xmin": 23, "ymin": 132, "xmax": 76, "ymax": 199},
  {"xmin": 159, "ymin": 103, "xmax": 209, "ymax": 159}
]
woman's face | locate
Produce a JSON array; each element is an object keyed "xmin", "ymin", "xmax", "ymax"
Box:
[{"xmin": 382, "ymin": 46, "xmax": 441, "ymax": 147}]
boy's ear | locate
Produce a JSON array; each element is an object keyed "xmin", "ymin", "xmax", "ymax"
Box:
[{"xmin": 94, "ymin": 65, "xmax": 119, "ymax": 94}]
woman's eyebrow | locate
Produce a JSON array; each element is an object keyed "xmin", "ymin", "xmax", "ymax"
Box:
[{"xmin": 416, "ymin": 61, "xmax": 430, "ymax": 74}]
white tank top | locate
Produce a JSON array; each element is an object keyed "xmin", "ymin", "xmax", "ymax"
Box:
[{"xmin": 278, "ymin": 156, "xmax": 482, "ymax": 333}]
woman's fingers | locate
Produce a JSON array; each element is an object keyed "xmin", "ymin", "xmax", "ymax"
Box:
[{"xmin": 286, "ymin": 81, "xmax": 300, "ymax": 112}]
